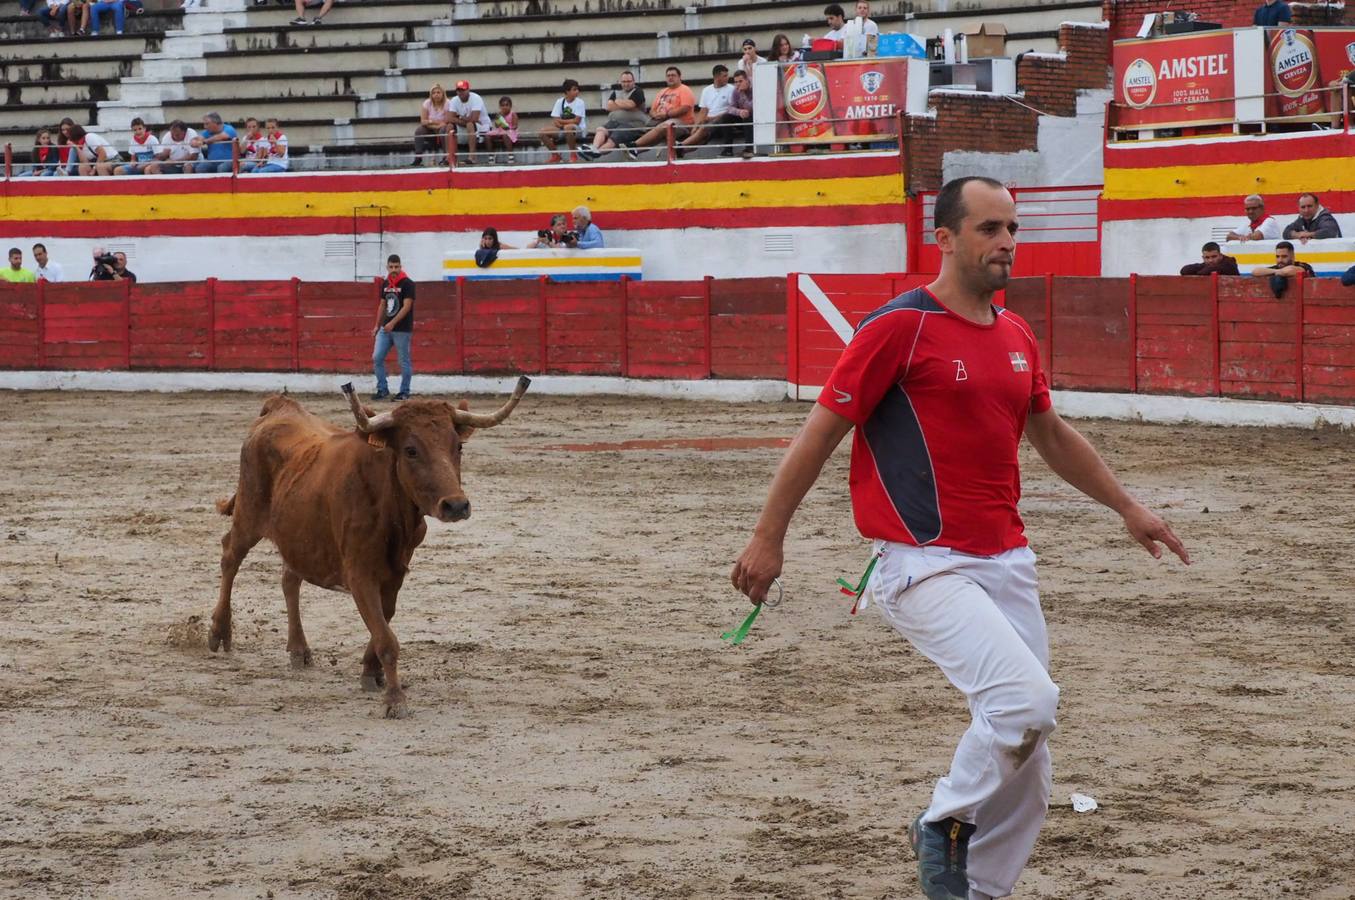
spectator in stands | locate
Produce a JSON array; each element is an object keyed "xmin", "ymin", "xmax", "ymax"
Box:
[
  {"xmin": 1254, "ymin": 0, "xmax": 1291, "ymax": 26},
  {"xmin": 193, "ymin": 113, "xmax": 238, "ymax": 174},
  {"xmin": 241, "ymin": 117, "xmax": 289, "ymax": 172},
  {"xmin": 413, "ymin": 83, "xmax": 452, "ymax": 167},
  {"xmin": 727, "ymin": 69, "xmax": 754, "ymax": 158},
  {"xmin": 579, "ymin": 71, "xmax": 647, "ymax": 160},
  {"xmin": 1250, "ymin": 241, "xmax": 1313, "ymax": 297},
  {"xmin": 53, "ymin": 118, "xmax": 77, "ymax": 176},
  {"xmin": 113, "ymin": 117, "xmax": 162, "ymax": 175},
  {"xmin": 20, "ymin": 127, "xmax": 58, "ymax": 176},
  {"xmin": 32, "ymin": 244, "xmax": 62, "ymax": 282},
  {"xmin": 736, "ymin": 38, "xmax": 766, "ymax": 73},
  {"xmin": 854, "ymin": 0, "xmax": 879, "ymax": 32},
  {"xmin": 68, "ymin": 124, "xmax": 120, "ymax": 176},
  {"xmin": 628, "ymin": 66, "xmax": 697, "ymax": 158},
  {"xmin": 1225, "ymin": 194, "xmax": 1281, "ymax": 242},
  {"xmin": 571, "ymin": 206, "xmax": 604, "ymax": 249},
  {"xmin": 681, "ymin": 65, "xmax": 738, "ymax": 152},
  {"xmin": 1179, "ymin": 242, "xmax": 1239, "ymax": 276},
  {"xmin": 157, "ymin": 119, "xmax": 200, "ymax": 174},
  {"xmin": 38, "ymin": 0, "xmax": 86, "ymax": 37},
  {"xmin": 1340, "ymin": 265, "xmax": 1355, "ymax": 287},
  {"xmin": 371, "ymin": 254, "xmax": 415, "ymax": 401},
  {"xmin": 88, "ymin": 246, "xmax": 117, "ymax": 281},
  {"xmin": 476, "ymin": 227, "xmax": 510, "ymax": 267},
  {"xmin": 449, "ymin": 81, "xmax": 491, "ymax": 164},
  {"xmin": 1283, "ymin": 192, "xmax": 1342, "ymax": 243},
  {"xmin": 290, "ymin": 0, "xmax": 332, "ymax": 27},
  {"xmin": 112, "ymin": 252, "xmax": 137, "ymax": 283},
  {"xmin": 527, "ymin": 214, "xmax": 570, "ymax": 248},
  {"xmin": 539, "ymin": 79, "xmax": 588, "ymax": 164},
  {"xmin": 238, "ymin": 116, "xmax": 266, "ymax": 163},
  {"xmin": 88, "ymin": 0, "xmax": 125, "ymax": 34},
  {"xmin": 770, "ymin": 33, "xmax": 801, "ymax": 63},
  {"xmin": 485, "ymin": 97, "xmax": 519, "ymax": 164},
  {"xmin": 1, "ymin": 249, "xmax": 36, "ymax": 284},
  {"xmin": 824, "ymin": 4, "xmax": 848, "ymax": 44},
  {"xmin": 843, "ymin": 0, "xmax": 880, "ymax": 56}
]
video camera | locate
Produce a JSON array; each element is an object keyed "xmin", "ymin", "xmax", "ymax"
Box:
[{"xmin": 95, "ymin": 252, "xmax": 117, "ymax": 268}]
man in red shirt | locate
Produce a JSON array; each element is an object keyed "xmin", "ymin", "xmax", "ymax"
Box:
[{"xmin": 731, "ymin": 177, "xmax": 1189, "ymax": 900}]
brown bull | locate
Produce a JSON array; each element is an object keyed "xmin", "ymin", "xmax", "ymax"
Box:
[{"xmin": 211, "ymin": 377, "xmax": 531, "ymax": 718}]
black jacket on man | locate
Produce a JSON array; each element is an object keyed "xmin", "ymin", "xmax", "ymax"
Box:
[{"xmin": 1282, "ymin": 209, "xmax": 1342, "ymax": 240}]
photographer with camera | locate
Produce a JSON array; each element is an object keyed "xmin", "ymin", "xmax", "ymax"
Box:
[
  {"xmin": 88, "ymin": 246, "xmax": 135, "ymax": 282},
  {"xmin": 528, "ymin": 214, "xmax": 571, "ymax": 249}
]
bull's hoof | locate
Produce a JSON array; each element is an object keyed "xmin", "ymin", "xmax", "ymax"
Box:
[
  {"xmin": 384, "ymin": 700, "xmax": 411, "ymax": 720},
  {"xmin": 360, "ymin": 673, "xmax": 384, "ymax": 692},
  {"xmin": 289, "ymin": 649, "xmax": 313, "ymax": 670},
  {"xmin": 207, "ymin": 625, "xmax": 231, "ymax": 653}
]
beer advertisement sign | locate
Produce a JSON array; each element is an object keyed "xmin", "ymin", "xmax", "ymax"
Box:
[
  {"xmin": 1112, "ymin": 31, "xmax": 1235, "ymax": 128},
  {"xmin": 1265, "ymin": 27, "xmax": 1355, "ymax": 121},
  {"xmin": 776, "ymin": 59, "xmax": 908, "ymax": 143}
]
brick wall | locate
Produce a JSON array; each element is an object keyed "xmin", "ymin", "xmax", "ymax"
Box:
[
  {"xmin": 1102, "ymin": 0, "xmax": 1354, "ymax": 39},
  {"xmin": 904, "ymin": 23, "xmax": 1111, "ymax": 190}
]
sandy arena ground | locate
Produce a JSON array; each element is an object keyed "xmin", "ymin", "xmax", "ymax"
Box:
[{"xmin": 1, "ymin": 390, "xmax": 1353, "ymax": 899}]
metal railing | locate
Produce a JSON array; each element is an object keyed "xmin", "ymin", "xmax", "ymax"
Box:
[{"xmin": 1106, "ymin": 82, "xmax": 1353, "ymax": 138}]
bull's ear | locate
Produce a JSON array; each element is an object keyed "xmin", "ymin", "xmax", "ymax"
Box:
[{"xmin": 453, "ymin": 399, "xmax": 476, "ymax": 440}]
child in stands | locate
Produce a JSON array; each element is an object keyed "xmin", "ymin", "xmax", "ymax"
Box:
[
  {"xmin": 485, "ymin": 96, "xmax": 519, "ymax": 164},
  {"xmin": 114, "ymin": 117, "xmax": 163, "ymax": 175}
]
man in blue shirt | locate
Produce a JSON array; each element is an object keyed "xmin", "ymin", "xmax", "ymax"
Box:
[
  {"xmin": 194, "ymin": 112, "xmax": 239, "ymax": 174},
  {"xmin": 569, "ymin": 206, "xmax": 605, "ymax": 249},
  {"xmin": 1254, "ymin": 0, "xmax": 1292, "ymax": 26}
]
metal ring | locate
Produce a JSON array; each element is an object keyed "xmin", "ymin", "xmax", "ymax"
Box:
[{"xmin": 763, "ymin": 577, "xmax": 784, "ymax": 609}]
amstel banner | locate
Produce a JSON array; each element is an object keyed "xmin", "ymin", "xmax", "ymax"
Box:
[
  {"xmin": 1264, "ymin": 27, "xmax": 1355, "ymax": 121},
  {"xmin": 1113, "ymin": 31, "xmax": 1235, "ymax": 128},
  {"xmin": 776, "ymin": 58, "xmax": 907, "ymax": 143}
]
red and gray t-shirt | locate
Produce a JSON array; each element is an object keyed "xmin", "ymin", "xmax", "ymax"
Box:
[{"xmin": 818, "ymin": 287, "xmax": 1051, "ymax": 556}]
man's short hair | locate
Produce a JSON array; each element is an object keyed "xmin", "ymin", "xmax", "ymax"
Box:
[
  {"xmin": 825, "ymin": 3, "xmax": 845, "ymax": 17},
  {"xmin": 8, "ymin": 247, "xmax": 20, "ymax": 256},
  {"xmin": 933, "ymin": 176, "xmax": 1006, "ymax": 233},
  {"xmin": 620, "ymin": 70, "xmax": 634, "ymax": 79},
  {"xmin": 573, "ymin": 205, "xmax": 591, "ymax": 221},
  {"xmin": 130, "ymin": 117, "xmax": 144, "ymax": 128},
  {"xmin": 666, "ymin": 66, "xmax": 681, "ymax": 77},
  {"xmin": 1300, "ymin": 192, "xmax": 1319, "ymax": 205},
  {"xmin": 712, "ymin": 64, "xmax": 729, "ymax": 76},
  {"xmin": 562, "ymin": 78, "xmax": 579, "ymax": 92},
  {"xmin": 169, "ymin": 119, "xmax": 187, "ymax": 132},
  {"xmin": 1277, "ymin": 241, "xmax": 1295, "ymax": 252},
  {"xmin": 734, "ymin": 69, "xmax": 749, "ymax": 80},
  {"xmin": 204, "ymin": 112, "xmax": 223, "ymax": 125},
  {"xmin": 1244, "ymin": 193, "xmax": 1263, "ymax": 206},
  {"xmin": 32, "ymin": 243, "xmax": 46, "ymax": 253},
  {"xmin": 1202, "ymin": 242, "xmax": 1221, "ymax": 253},
  {"xmin": 387, "ymin": 254, "xmax": 401, "ymax": 265}
]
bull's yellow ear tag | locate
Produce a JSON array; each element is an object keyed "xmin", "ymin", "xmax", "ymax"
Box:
[{"xmin": 366, "ymin": 433, "xmax": 389, "ymax": 449}]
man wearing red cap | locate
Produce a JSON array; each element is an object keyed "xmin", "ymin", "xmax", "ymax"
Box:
[{"xmin": 448, "ymin": 80, "xmax": 491, "ymax": 164}]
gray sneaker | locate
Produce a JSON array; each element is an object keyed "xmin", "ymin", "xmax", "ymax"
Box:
[{"xmin": 909, "ymin": 813, "xmax": 976, "ymax": 900}]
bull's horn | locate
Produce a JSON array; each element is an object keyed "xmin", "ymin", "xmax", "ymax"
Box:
[
  {"xmin": 451, "ymin": 376, "xmax": 532, "ymax": 428},
  {"xmin": 343, "ymin": 385, "xmax": 396, "ymax": 433}
]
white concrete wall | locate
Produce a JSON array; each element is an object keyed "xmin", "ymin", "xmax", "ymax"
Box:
[
  {"xmin": 943, "ymin": 88, "xmax": 1109, "ymax": 188},
  {"xmin": 30, "ymin": 224, "xmax": 906, "ymax": 284}
]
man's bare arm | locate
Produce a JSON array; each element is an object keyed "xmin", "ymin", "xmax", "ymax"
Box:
[
  {"xmin": 731, "ymin": 404, "xmax": 856, "ymax": 603},
  {"xmin": 1025, "ymin": 407, "xmax": 1190, "ymax": 563}
]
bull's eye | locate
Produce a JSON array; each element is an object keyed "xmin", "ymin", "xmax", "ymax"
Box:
[{"xmin": 404, "ymin": 446, "xmax": 418, "ymax": 458}]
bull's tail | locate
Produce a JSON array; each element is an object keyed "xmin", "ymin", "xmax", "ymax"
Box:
[{"xmin": 215, "ymin": 494, "xmax": 236, "ymax": 517}]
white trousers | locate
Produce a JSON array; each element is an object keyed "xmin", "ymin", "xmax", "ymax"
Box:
[{"xmin": 866, "ymin": 543, "xmax": 1058, "ymax": 899}]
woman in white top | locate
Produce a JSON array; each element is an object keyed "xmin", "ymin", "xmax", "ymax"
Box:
[
  {"xmin": 770, "ymin": 33, "xmax": 801, "ymax": 64},
  {"xmin": 414, "ymin": 83, "xmax": 452, "ymax": 167}
]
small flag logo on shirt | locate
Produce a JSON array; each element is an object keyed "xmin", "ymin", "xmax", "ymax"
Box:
[{"xmin": 1009, "ymin": 352, "xmax": 1029, "ymax": 372}]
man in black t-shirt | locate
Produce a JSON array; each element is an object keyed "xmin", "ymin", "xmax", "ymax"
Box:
[
  {"xmin": 580, "ymin": 70, "xmax": 648, "ymax": 159},
  {"xmin": 1250, "ymin": 240, "xmax": 1314, "ymax": 298},
  {"xmin": 371, "ymin": 254, "xmax": 416, "ymax": 400}
]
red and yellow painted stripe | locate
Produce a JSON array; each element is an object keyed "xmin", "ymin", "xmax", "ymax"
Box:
[
  {"xmin": 0, "ymin": 155, "xmax": 907, "ymax": 238},
  {"xmin": 1103, "ymin": 131, "xmax": 1355, "ymax": 220}
]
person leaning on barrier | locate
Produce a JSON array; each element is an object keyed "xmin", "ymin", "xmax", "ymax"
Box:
[
  {"xmin": 157, "ymin": 120, "xmax": 200, "ymax": 174},
  {"xmin": 1251, "ymin": 240, "xmax": 1314, "ymax": 298},
  {"xmin": 1, "ymin": 248, "xmax": 36, "ymax": 284},
  {"xmin": 193, "ymin": 113, "xmax": 238, "ymax": 174},
  {"xmin": 1180, "ymin": 242, "xmax": 1239, "ymax": 276},
  {"xmin": 1225, "ymin": 194, "xmax": 1281, "ymax": 242},
  {"xmin": 1282, "ymin": 193, "xmax": 1342, "ymax": 244},
  {"xmin": 33, "ymin": 243, "xmax": 63, "ymax": 282},
  {"xmin": 527, "ymin": 214, "xmax": 570, "ymax": 249}
]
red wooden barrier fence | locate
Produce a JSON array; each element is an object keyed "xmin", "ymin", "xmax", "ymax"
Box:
[
  {"xmin": 0, "ymin": 276, "xmax": 788, "ymax": 382},
  {"xmin": 789, "ymin": 273, "xmax": 1355, "ymax": 406}
]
